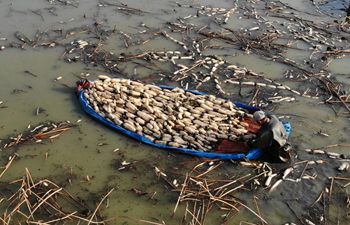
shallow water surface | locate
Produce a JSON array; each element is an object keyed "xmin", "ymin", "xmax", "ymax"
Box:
[{"xmin": 0, "ymin": 0, "xmax": 350, "ymax": 224}]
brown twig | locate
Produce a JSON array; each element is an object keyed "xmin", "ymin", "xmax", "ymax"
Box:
[
  {"xmin": 0, "ymin": 155, "xmax": 16, "ymax": 179},
  {"xmin": 234, "ymin": 199, "xmax": 268, "ymax": 224},
  {"xmin": 87, "ymin": 188, "xmax": 114, "ymax": 225},
  {"xmin": 174, "ymin": 173, "xmax": 189, "ymax": 213}
]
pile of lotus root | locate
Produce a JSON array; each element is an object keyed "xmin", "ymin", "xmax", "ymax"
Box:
[{"xmin": 83, "ymin": 75, "xmax": 253, "ymax": 152}]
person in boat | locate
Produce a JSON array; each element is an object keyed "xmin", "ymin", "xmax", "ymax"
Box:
[
  {"xmin": 250, "ymin": 110, "xmax": 291, "ymax": 162},
  {"xmin": 76, "ymin": 79, "xmax": 92, "ymax": 93}
]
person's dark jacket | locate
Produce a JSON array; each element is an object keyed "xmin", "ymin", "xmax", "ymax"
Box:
[{"xmin": 251, "ymin": 115, "xmax": 287, "ymax": 150}]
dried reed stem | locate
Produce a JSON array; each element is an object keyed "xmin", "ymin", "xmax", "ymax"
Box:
[
  {"xmin": 0, "ymin": 155, "xmax": 16, "ymax": 179},
  {"xmin": 87, "ymin": 188, "xmax": 114, "ymax": 225}
]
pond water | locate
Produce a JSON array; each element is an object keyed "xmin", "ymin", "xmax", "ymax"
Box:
[{"xmin": 0, "ymin": 0, "xmax": 349, "ymax": 224}]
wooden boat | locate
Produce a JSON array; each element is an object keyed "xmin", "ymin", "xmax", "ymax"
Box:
[{"xmin": 77, "ymin": 80, "xmax": 291, "ymax": 160}]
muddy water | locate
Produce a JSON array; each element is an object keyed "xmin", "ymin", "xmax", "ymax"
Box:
[{"xmin": 0, "ymin": 0, "xmax": 350, "ymax": 224}]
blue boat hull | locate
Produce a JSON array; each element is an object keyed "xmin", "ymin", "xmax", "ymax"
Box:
[{"xmin": 78, "ymin": 85, "xmax": 291, "ymax": 160}]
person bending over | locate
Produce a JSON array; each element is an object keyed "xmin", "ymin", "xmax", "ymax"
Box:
[{"xmin": 250, "ymin": 110, "xmax": 291, "ymax": 162}]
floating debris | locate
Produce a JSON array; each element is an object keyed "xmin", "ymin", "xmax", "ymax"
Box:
[
  {"xmin": 338, "ymin": 162, "xmax": 349, "ymax": 171},
  {"xmin": 55, "ymin": 76, "xmax": 63, "ymax": 81},
  {"xmin": 0, "ymin": 168, "xmax": 113, "ymax": 224},
  {"xmin": 1, "ymin": 121, "xmax": 75, "ymax": 149},
  {"xmin": 169, "ymin": 161, "xmax": 269, "ymax": 224}
]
